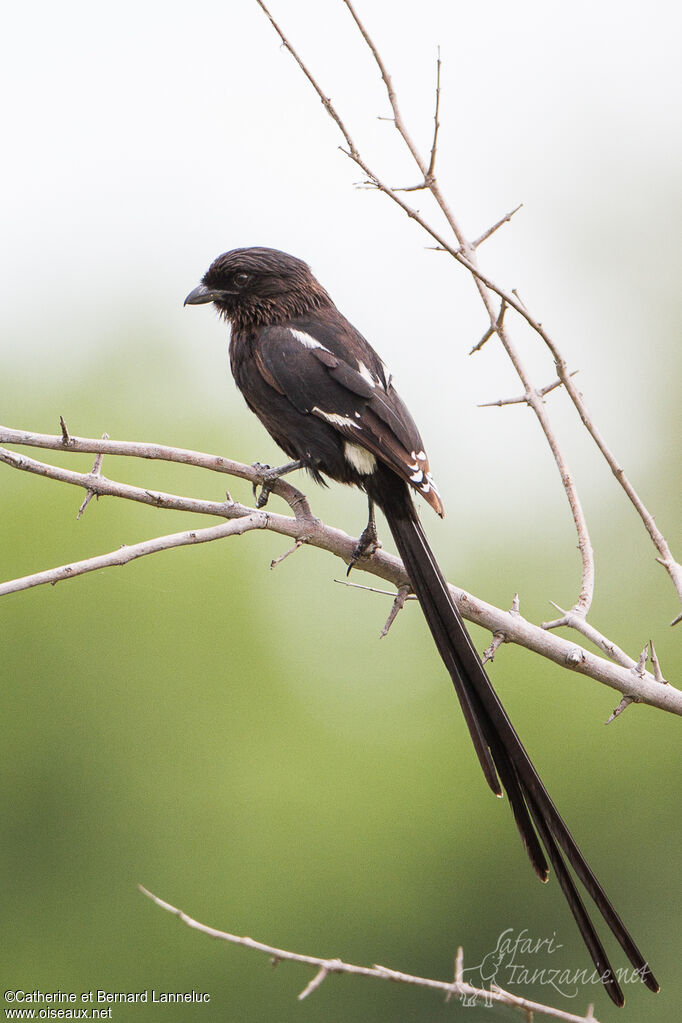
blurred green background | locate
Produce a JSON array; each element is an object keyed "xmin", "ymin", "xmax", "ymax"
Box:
[{"xmin": 1, "ymin": 1, "xmax": 680, "ymax": 1021}]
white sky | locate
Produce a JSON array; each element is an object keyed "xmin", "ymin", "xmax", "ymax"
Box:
[{"xmin": 1, "ymin": 0, "xmax": 680, "ymax": 523}]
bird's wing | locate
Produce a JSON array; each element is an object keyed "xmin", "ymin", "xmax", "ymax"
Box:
[{"xmin": 255, "ymin": 321, "xmax": 443, "ymax": 514}]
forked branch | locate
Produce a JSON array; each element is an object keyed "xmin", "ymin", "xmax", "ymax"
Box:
[{"xmin": 139, "ymin": 885, "xmax": 601, "ymax": 1022}]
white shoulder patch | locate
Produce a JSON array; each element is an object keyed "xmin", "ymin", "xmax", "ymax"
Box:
[
  {"xmin": 290, "ymin": 328, "xmax": 328, "ymax": 351},
  {"xmin": 344, "ymin": 441, "xmax": 377, "ymax": 475}
]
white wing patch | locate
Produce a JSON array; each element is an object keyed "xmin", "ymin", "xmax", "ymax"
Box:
[
  {"xmin": 290, "ymin": 328, "xmax": 328, "ymax": 351},
  {"xmin": 344, "ymin": 441, "xmax": 377, "ymax": 475},
  {"xmin": 357, "ymin": 361, "xmax": 378, "ymax": 388},
  {"xmin": 312, "ymin": 407, "xmax": 360, "ymax": 430}
]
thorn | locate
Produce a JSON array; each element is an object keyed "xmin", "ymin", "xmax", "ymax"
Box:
[
  {"xmin": 455, "ymin": 945, "xmax": 464, "ymax": 984},
  {"xmin": 380, "ymin": 584, "xmax": 411, "ymax": 638},
  {"xmin": 59, "ymin": 415, "xmax": 71, "ymax": 445},
  {"xmin": 635, "ymin": 642, "xmax": 649, "ymax": 676},
  {"xmin": 510, "ymin": 593, "xmax": 520, "ymax": 614},
  {"xmin": 649, "ymin": 640, "xmax": 667, "ymax": 684},
  {"xmin": 511, "ymin": 288, "xmax": 533, "ymax": 316},
  {"xmin": 482, "ymin": 631, "xmax": 505, "ymax": 664},
  {"xmin": 76, "ymin": 434, "xmax": 108, "ymax": 519},
  {"xmin": 671, "ymin": 609, "xmax": 682, "ymax": 627},
  {"xmin": 605, "ymin": 696, "xmax": 633, "ymax": 724}
]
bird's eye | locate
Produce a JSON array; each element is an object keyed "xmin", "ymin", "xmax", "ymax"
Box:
[{"xmin": 234, "ymin": 272, "xmax": 250, "ymax": 286}]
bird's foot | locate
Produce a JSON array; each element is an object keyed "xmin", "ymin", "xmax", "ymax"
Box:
[
  {"xmin": 347, "ymin": 520, "xmax": 382, "ymax": 575},
  {"xmin": 251, "ymin": 460, "xmax": 302, "ymax": 508}
]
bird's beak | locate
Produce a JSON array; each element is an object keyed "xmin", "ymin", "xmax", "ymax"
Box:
[{"xmin": 184, "ymin": 284, "xmax": 219, "ymax": 306}]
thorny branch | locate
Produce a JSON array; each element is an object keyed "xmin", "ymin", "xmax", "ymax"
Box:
[
  {"xmin": 138, "ymin": 885, "xmax": 601, "ymax": 1023},
  {"xmin": 255, "ymin": 0, "xmax": 681, "ymax": 625},
  {"xmin": 1, "ymin": 426, "xmax": 679, "ymax": 716}
]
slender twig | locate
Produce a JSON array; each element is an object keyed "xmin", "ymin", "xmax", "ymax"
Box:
[
  {"xmin": 425, "ymin": 48, "xmax": 441, "ymax": 181},
  {"xmin": 138, "ymin": 885, "xmax": 601, "ymax": 1022},
  {"xmin": 472, "ymin": 203, "xmax": 524, "ymax": 249},
  {"xmin": 1, "ymin": 429, "xmax": 680, "ymax": 715}
]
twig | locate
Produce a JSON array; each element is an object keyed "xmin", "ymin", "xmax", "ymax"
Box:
[
  {"xmin": 2, "ymin": 428, "xmax": 680, "ymax": 716},
  {"xmin": 479, "ymin": 371, "xmax": 579, "ymax": 408},
  {"xmin": 472, "ymin": 203, "xmax": 524, "ymax": 249},
  {"xmin": 0, "ymin": 515, "xmax": 265, "ymax": 594},
  {"xmin": 425, "ymin": 48, "xmax": 441, "ymax": 181},
  {"xmin": 138, "ymin": 885, "xmax": 601, "ymax": 1022},
  {"xmin": 270, "ymin": 539, "xmax": 305, "ymax": 569}
]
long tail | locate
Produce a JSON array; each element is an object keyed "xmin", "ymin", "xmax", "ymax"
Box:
[{"xmin": 368, "ymin": 471, "xmax": 658, "ymax": 1007}]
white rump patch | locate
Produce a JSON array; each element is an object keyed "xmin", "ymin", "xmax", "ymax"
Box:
[
  {"xmin": 290, "ymin": 329, "xmax": 328, "ymax": 351},
  {"xmin": 357, "ymin": 361, "xmax": 377, "ymax": 388},
  {"xmin": 344, "ymin": 442, "xmax": 377, "ymax": 475},
  {"xmin": 312, "ymin": 407, "xmax": 360, "ymax": 429}
]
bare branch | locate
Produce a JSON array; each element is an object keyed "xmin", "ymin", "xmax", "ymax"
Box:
[
  {"xmin": 1, "ymin": 429, "xmax": 680, "ymax": 715},
  {"xmin": 0, "ymin": 516, "xmax": 265, "ymax": 595},
  {"xmin": 138, "ymin": 885, "xmax": 602, "ymax": 1022}
]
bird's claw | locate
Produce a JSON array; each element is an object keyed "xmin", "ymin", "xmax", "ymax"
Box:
[
  {"xmin": 251, "ymin": 462, "xmax": 278, "ymax": 508},
  {"xmin": 347, "ymin": 522, "xmax": 382, "ymax": 576}
]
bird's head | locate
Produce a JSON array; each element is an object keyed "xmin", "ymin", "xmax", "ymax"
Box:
[{"xmin": 184, "ymin": 247, "xmax": 333, "ymax": 328}]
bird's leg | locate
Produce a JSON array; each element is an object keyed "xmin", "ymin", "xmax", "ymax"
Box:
[
  {"xmin": 347, "ymin": 498, "xmax": 382, "ymax": 575},
  {"xmin": 251, "ymin": 460, "xmax": 303, "ymax": 508}
]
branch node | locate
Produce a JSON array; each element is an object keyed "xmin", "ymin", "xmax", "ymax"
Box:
[{"xmin": 77, "ymin": 434, "xmax": 109, "ymax": 520}]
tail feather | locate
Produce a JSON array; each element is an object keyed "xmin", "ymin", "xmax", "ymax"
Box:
[{"xmin": 368, "ymin": 473, "xmax": 659, "ymax": 1004}]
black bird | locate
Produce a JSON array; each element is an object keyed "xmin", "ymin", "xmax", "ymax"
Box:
[{"xmin": 185, "ymin": 246, "xmax": 658, "ymax": 1006}]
